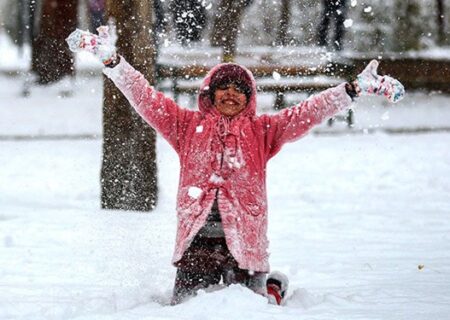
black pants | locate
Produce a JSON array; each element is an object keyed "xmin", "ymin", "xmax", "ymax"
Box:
[
  {"xmin": 172, "ymin": 235, "xmax": 266, "ymax": 304},
  {"xmin": 318, "ymin": 0, "xmax": 347, "ymax": 50}
]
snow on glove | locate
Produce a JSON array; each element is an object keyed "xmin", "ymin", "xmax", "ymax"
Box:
[
  {"xmin": 356, "ymin": 60, "xmax": 405, "ymax": 103},
  {"xmin": 66, "ymin": 26, "xmax": 117, "ymax": 65}
]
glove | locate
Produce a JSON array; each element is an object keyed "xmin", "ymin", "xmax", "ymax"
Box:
[
  {"xmin": 66, "ymin": 26, "xmax": 117, "ymax": 66},
  {"xmin": 355, "ymin": 60, "xmax": 405, "ymax": 103}
]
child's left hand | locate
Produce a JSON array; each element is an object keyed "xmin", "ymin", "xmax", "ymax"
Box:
[{"xmin": 354, "ymin": 60, "xmax": 405, "ymax": 103}]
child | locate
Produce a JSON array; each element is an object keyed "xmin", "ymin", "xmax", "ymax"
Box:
[{"xmin": 67, "ymin": 27, "xmax": 404, "ymax": 305}]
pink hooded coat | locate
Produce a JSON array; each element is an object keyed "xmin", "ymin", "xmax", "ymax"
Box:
[{"xmin": 104, "ymin": 59, "xmax": 352, "ymax": 272}]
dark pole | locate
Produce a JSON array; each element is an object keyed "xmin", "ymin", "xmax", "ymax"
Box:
[
  {"xmin": 17, "ymin": 0, "xmax": 26, "ymax": 55},
  {"xmin": 436, "ymin": 0, "xmax": 445, "ymax": 45}
]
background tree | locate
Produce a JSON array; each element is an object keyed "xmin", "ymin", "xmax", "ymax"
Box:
[
  {"xmin": 31, "ymin": 0, "xmax": 77, "ymax": 84},
  {"xmin": 393, "ymin": 0, "xmax": 423, "ymax": 51},
  {"xmin": 276, "ymin": 0, "xmax": 291, "ymax": 46},
  {"xmin": 210, "ymin": 0, "xmax": 253, "ymax": 62},
  {"xmin": 169, "ymin": 0, "xmax": 206, "ymax": 46},
  {"xmin": 101, "ymin": 0, "xmax": 158, "ymax": 211}
]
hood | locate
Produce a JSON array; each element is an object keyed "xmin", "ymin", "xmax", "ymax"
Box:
[{"xmin": 198, "ymin": 63, "xmax": 257, "ymax": 118}]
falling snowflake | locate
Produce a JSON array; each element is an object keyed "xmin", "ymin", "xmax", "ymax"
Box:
[
  {"xmin": 344, "ymin": 19, "xmax": 353, "ymax": 28},
  {"xmin": 272, "ymin": 71, "xmax": 281, "ymax": 81}
]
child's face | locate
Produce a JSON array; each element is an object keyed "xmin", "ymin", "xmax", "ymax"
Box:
[{"xmin": 214, "ymin": 83, "xmax": 248, "ymax": 117}]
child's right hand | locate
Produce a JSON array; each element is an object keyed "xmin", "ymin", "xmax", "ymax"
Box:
[{"xmin": 66, "ymin": 26, "xmax": 117, "ymax": 66}]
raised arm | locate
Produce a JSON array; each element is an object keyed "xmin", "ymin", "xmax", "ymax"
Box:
[
  {"xmin": 263, "ymin": 60, "xmax": 405, "ymax": 159},
  {"xmin": 66, "ymin": 26, "xmax": 195, "ymax": 152},
  {"xmin": 103, "ymin": 57, "xmax": 194, "ymax": 152},
  {"xmin": 262, "ymin": 83, "xmax": 352, "ymax": 158}
]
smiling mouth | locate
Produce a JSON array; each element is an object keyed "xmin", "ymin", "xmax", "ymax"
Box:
[{"xmin": 222, "ymin": 99, "xmax": 239, "ymax": 105}]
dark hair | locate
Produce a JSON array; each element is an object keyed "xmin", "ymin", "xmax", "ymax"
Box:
[{"xmin": 208, "ymin": 65, "xmax": 253, "ymax": 103}]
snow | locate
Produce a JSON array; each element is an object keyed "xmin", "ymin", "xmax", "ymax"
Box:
[
  {"xmin": 209, "ymin": 173, "xmax": 225, "ymax": 185},
  {"xmin": 272, "ymin": 71, "xmax": 281, "ymax": 81},
  {"xmin": 344, "ymin": 19, "xmax": 354, "ymax": 28},
  {"xmin": 1, "ymin": 45, "xmax": 450, "ymax": 319},
  {"xmin": 1, "ymin": 71, "xmax": 450, "ymax": 320},
  {"xmin": 188, "ymin": 186, "xmax": 202, "ymax": 199}
]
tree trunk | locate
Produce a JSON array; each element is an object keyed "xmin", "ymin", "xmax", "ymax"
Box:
[
  {"xmin": 210, "ymin": 0, "xmax": 253, "ymax": 62},
  {"xmin": 101, "ymin": 0, "xmax": 158, "ymax": 211},
  {"xmin": 436, "ymin": 0, "xmax": 445, "ymax": 45},
  {"xmin": 31, "ymin": 0, "xmax": 77, "ymax": 84},
  {"xmin": 276, "ymin": 0, "xmax": 291, "ymax": 46},
  {"xmin": 393, "ymin": 1, "xmax": 422, "ymax": 52}
]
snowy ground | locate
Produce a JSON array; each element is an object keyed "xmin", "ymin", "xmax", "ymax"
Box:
[{"xmin": 1, "ymin": 68, "xmax": 450, "ymax": 320}]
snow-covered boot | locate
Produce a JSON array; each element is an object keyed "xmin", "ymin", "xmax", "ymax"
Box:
[{"xmin": 266, "ymin": 271, "xmax": 289, "ymax": 305}]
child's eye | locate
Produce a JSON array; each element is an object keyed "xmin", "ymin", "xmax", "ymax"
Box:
[
  {"xmin": 234, "ymin": 86, "xmax": 245, "ymax": 94},
  {"xmin": 217, "ymin": 83, "xmax": 230, "ymax": 90}
]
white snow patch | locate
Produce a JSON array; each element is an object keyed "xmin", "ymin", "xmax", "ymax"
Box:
[
  {"xmin": 351, "ymin": 0, "xmax": 357, "ymax": 7},
  {"xmin": 272, "ymin": 71, "xmax": 281, "ymax": 81},
  {"xmin": 343, "ymin": 19, "xmax": 353, "ymax": 28},
  {"xmin": 188, "ymin": 186, "xmax": 202, "ymax": 199},
  {"xmin": 163, "ymin": 39, "xmax": 170, "ymax": 48},
  {"xmin": 364, "ymin": 6, "xmax": 372, "ymax": 13},
  {"xmin": 209, "ymin": 173, "xmax": 225, "ymax": 184},
  {"xmin": 3, "ymin": 42, "xmax": 450, "ymax": 320}
]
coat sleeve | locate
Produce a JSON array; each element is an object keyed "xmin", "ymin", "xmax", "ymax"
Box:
[
  {"xmin": 262, "ymin": 83, "xmax": 352, "ymax": 159},
  {"xmin": 103, "ymin": 57, "xmax": 195, "ymax": 153}
]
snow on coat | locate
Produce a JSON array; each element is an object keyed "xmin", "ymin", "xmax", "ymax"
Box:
[{"xmin": 104, "ymin": 59, "xmax": 352, "ymax": 272}]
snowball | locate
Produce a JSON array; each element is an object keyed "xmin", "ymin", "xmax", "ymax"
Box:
[
  {"xmin": 188, "ymin": 186, "xmax": 202, "ymax": 199},
  {"xmin": 343, "ymin": 19, "xmax": 353, "ymax": 28},
  {"xmin": 364, "ymin": 6, "xmax": 372, "ymax": 13},
  {"xmin": 196, "ymin": 125, "xmax": 203, "ymax": 133},
  {"xmin": 272, "ymin": 71, "xmax": 281, "ymax": 81},
  {"xmin": 351, "ymin": 0, "xmax": 357, "ymax": 7}
]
